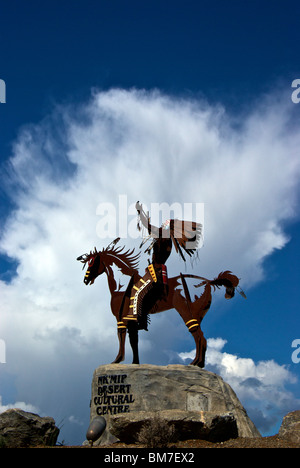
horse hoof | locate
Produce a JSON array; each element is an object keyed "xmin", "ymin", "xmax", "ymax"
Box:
[
  {"xmin": 189, "ymin": 358, "xmax": 199, "ymax": 366},
  {"xmin": 111, "ymin": 356, "xmax": 124, "ymax": 364}
]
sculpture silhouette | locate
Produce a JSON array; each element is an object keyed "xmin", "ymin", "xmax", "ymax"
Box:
[{"xmin": 77, "ymin": 202, "xmax": 245, "ymax": 367}]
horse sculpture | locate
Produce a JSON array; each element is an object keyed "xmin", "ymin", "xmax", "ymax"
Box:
[{"xmin": 77, "ymin": 239, "xmax": 245, "ymax": 367}]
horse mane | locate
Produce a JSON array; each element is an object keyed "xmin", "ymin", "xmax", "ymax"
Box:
[{"xmin": 101, "ymin": 244, "xmax": 140, "ymax": 276}]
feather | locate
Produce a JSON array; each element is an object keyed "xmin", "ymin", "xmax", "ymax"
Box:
[
  {"xmin": 237, "ymin": 287, "xmax": 247, "ymax": 299},
  {"xmin": 169, "ymin": 219, "xmax": 202, "ymax": 261}
]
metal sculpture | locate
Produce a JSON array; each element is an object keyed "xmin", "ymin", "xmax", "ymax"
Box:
[{"xmin": 77, "ymin": 202, "xmax": 245, "ymax": 367}]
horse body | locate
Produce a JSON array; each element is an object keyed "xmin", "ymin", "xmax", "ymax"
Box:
[{"xmin": 78, "ymin": 243, "xmax": 243, "ymax": 367}]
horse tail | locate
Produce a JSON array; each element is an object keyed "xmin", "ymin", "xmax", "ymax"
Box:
[{"xmin": 209, "ymin": 271, "xmax": 246, "ymax": 299}]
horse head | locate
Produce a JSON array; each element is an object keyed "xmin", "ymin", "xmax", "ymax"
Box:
[{"xmin": 77, "ymin": 247, "xmax": 106, "ymax": 285}]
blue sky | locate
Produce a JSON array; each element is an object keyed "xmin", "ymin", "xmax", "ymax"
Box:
[{"xmin": 0, "ymin": 0, "xmax": 300, "ymax": 445}]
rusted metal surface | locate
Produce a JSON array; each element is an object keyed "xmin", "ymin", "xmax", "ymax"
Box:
[{"xmin": 77, "ymin": 202, "xmax": 245, "ymax": 367}]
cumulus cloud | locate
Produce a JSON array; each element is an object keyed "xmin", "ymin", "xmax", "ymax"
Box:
[
  {"xmin": 0, "ymin": 88, "xmax": 299, "ymax": 442},
  {"xmin": 179, "ymin": 338, "xmax": 300, "ymax": 433},
  {"xmin": 0, "ymin": 397, "xmax": 40, "ymax": 415}
]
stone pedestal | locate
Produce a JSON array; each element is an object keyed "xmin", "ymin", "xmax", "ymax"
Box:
[{"xmin": 89, "ymin": 364, "xmax": 260, "ymax": 445}]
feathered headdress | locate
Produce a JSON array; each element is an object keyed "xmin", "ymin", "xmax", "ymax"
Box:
[
  {"xmin": 169, "ymin": 218, "xmax": 202, "ymax": 261},
  {"xmin": 136, "ymin": 201, "xmax": 202, "ymax": 261}
]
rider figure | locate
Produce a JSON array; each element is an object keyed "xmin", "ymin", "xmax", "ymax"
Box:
[{"xmin": 119, "ymin": 201, "xmax": 201, "ymax": 330}]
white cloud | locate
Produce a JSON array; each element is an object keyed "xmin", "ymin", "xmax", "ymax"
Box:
[
  {"xmin": 0, "ymin": 397, "xmax": 40, "ymax": 415},
  {"xmin": 68, "ymin": 415, "xmax": 84, "ymax": 426},
  {"xmin": 0, "ymin": 88, "xmax": 300, "ymax": 442},
  {"xmin": 179, "ymin": 338, "xmax": 300, "ymax": 433}
]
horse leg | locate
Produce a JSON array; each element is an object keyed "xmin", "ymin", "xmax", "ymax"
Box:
[
  {"xmin": 188, "ymin": 282, "xmax": 212, "ymax": 367},
  {"xmin": 189, "ymin": 326, "xmax": 207, "ymax": 368},
  {"xmin": 127, "ymin": 322, "xmax": 139, "ymax": 364},
  {"xmin": 176, "ymin": 310, "xmax": 204, "ymax": 366},
  {"xmin": 198, "ymin": 331, "xmax": 207, "ymax": 368},
  {"xmin": 111, "ymin": 326, "xmax": 126, "ymax": 364},
  {"xmin": 112, "ymin": 284, "xmax": 132, "ymax": 364},
  {"xmin": 173, "ymin": 289, "xmax": 206, "ymax": 367},
  {"xmin": 185, "ymin": 325, "xmax": 201, "ymax": 367}
]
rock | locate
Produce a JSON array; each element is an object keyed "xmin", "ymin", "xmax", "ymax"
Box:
[
  {"xmin": 278, "ymin": 410, "xmax": 300, "ymax": 443},
  {"xmin": 89, "ymin": 364, "xmax": 260, "ymax": 445},
  {"xmin": 110, "ymin": 410, "xmax": 238, "ymax": 443},
  {"xmin": 0, "ymin": 408, "xmax": 59, "ymax": 448}
]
